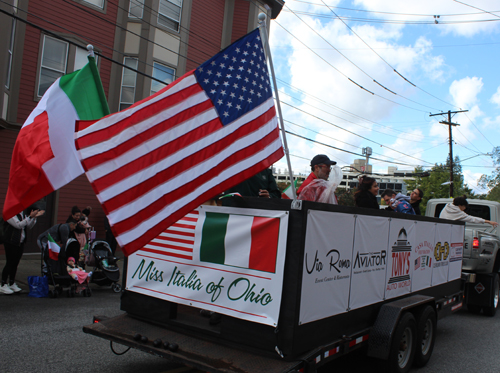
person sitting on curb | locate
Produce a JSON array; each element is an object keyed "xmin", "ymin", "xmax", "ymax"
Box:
[{"xmin": 439, "ymin": 195, "xmax": 499, "ymax": 227}]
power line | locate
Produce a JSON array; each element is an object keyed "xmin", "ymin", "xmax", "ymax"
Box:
[
  {"xmin": 273, "ymin": 20, "xmax": 433, "ymax": 114},
  {"xmin": 284, "ymin": 101, "xmax": 434, "ymax": 165},
  {"xmin": 282, "ymin": 8, "xmax": 500, "ymax": 25},
  {"xmin": 289, "ymin": 0, "xmax": 500, "ymax": 18},
  {"xmin": 283, "ymin": 4, "xmax": 444, "ymax": 112},
  {"xmin": 313, "ymin": 0, "xmax": 463, "ymax": 110},
  {"xmin": 285, "ymin": 130, "xmax": 417, "ymax": 166},
  {"xmin": 280, "ymin": 91, "xmax": 432, "ymax": 144},
  {"xmin": 464, "ymin": 113, "xmax": 495, "ymax": 148}
]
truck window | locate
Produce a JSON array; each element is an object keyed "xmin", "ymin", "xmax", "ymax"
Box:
[
  {"xmin": 465, "ymin": 204, "xmax": 491, "ymax": 221},
  {"xmin": 434, "ymin": 203, "xmax": 446, "ymax": 217},
  {"xmin": 434, "ymin": 203, "xmax": 491, "ymax": 220}
]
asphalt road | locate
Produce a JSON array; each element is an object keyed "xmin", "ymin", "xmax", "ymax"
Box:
[{"xmin": 2, "ymin": 255, "xmax": 500, "ymax": 373}]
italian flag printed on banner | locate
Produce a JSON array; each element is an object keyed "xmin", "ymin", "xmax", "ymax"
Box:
[
  {"xmin": 281, "ymin": 179, "xmax": 298, "ymax": 199},
  {"xmin": 47, "ymin": 234, "xmax": 61, "ymax": 261},
  {"xmin": 2, "ymin": 56, "xmax": 109, "ymax": 220},
  {"xmin": 200, "ymin": 212, "xmax": 280, "ymax": 273}
]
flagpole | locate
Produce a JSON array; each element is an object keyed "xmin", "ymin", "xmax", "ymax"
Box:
[{"xmin": 258, "ymin": 13, "xmax": 297, "ymax": 201}]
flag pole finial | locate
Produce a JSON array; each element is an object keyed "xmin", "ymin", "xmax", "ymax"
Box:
[
  {"xmin": 258, "ymin": 12, "xmax": 266, "ymax": 22},
  {"xmin": 87, "ymin": 44, "xmax": 95, "ymax": 58}
]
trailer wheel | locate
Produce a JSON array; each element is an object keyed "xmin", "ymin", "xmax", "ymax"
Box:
[
  {"xmin": 386, "ymin": 312, "xmax": 416, "ymax": 373},
  {"xmin": 413, "ymin": 306, "xmax": 437, "ymax": 367},
  {"xmin": 484, "ymin": 273, "xmax": 500, "ymax": 317}
]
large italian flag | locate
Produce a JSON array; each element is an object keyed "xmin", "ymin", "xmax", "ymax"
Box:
[
  {"xmin": 3, "ymin": 56, "xmax": 109, "ymax": 220},
  {"xmin": 199, "ymin": 212, "xmax": 280, "ymax": 273}
]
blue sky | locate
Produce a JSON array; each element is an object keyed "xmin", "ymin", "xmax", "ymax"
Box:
[{"xmin": 268, "ymin": 0, "xmax": 500, "ymax": 194}]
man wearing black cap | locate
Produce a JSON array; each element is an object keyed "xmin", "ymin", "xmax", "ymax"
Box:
[{"xmin": 297, "ymin": 154, "xmax": 337, "ymax": 202}]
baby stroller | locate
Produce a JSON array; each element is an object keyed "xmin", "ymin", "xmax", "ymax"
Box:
[
  {"xmin": 40, "ymin": 238, "xmax": 91, "ymax": 298},
  {"xmin": 87, "ymin": 240, "xmax": 121, "ymax": 293}
]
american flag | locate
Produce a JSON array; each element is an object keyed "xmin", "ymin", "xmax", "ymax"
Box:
[
  {"xmin": 75, "ymin": 28, "xmax": 283, "ymax": 256},
  {"xmin": 142, "ymin": 210, "xmax": 198, "ymax": 260}
]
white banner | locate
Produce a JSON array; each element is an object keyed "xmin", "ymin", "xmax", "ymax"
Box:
[
  {"xmin": 350, "ymin": 215, "xmax": 390, "ymax": 310},
  {"xmin": 385, "ymin": 220, "xmax": 415, "ymax": 300},
  {"xmin": 412, "ymin": 222, "xmax": 436, "ymax": 292},
  {"xmin": 432, "ymin": 224, "xmax": 452, "ymax": 286},
  {"xmin": 299, "ymin": 211, "xmax": 355, "ymax": 324},
  {"xmin": 126, "ymin": 205, "xmax": 289, "ymax": 326},
  {"xmin": 449, "ymin": 225, "xmax": 464, "ymax": 281}
]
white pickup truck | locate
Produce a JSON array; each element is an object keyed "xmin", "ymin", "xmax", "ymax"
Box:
[{"xmin": 426, "ymin": 198, "xmax": 500, "ymax": 316}]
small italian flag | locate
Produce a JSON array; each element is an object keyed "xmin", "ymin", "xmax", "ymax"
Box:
[
  {"xmin": 199, "ymin": 212, "xmax": 280, "ymax": 273},
  {"xmin": 281, "ymin": 179, "xmax": 298, "ymax": 199},
  {"xmin": 47, "ymin": 234, "xmax": 61, "ymax": 261}
]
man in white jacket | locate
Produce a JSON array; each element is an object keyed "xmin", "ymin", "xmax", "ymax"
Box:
[{"xmin": 439, "ymin": 196, "xmax": 498, "ymax": 227}]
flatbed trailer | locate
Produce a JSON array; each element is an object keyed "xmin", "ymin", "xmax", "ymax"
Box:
[{"xmin": 84, "ymin": 198, "xmax": 466, "ymax": 373}]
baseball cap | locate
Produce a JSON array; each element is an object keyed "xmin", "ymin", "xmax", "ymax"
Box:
[{"xmin": 311, "ymin": 154, "xmax": 337, "ymax": 167}]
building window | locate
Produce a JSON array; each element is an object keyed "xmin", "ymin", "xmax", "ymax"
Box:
[
  {"xmin": 129, "ymin": 0, "xmax": 144, "ymax": 18},
  {"xmin": 5, "ymin": 19, "xmax": 16, "ymax": 89},
  {"xmin": 119, "ymin": 57, "xmax": 138, "ymax": 111},
  {"xmin": 151, "ymin": 62, "xmax": 175, "ymax": 95},
  {"xmin": 82, "ymin": 0, "xmax": 104, "ymax": 8},
  {"xmin": 158, "ymin": 0, "xmax": 182, "ymax": 32},
  {"xmin": 38, "ymin": 36, "xmax": 68, "ymax": 97}
]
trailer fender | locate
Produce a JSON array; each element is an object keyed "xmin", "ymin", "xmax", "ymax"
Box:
[{"xmin": 367, "ymin": 295, "xmax": 434, "ymax": 360}]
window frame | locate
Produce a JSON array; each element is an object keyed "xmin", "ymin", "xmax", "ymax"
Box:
[
  {"xmin": 37, "ymin": 35, "xmax": 69, "ymax": 97},
  {"xmin": 5, "ymin": 18, "xmax": 16, "ymax": 89},
  {"xmin": 158, "ymin": 0, "xmax": 183, "ymax": 32},
  {"xmin": 129, "ymin": 0, "xmax": 144, "ymax": 19},
  {"xmin": 119, "ymin": 57, "xmax": 139, "ymax": 111},
  {"xmin": 150, "ymin": 61, "xmax": 176, "ymax": 95},
  {"xmin": 81, "ymin": 0, "xmax": 105, "ymax": 9}
]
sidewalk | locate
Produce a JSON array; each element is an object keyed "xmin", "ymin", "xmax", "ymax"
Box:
[{"xmin": 0, "ymin": 247, "xmax": 124, "ymax": 294}]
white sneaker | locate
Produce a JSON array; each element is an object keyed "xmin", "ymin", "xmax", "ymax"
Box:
[
  {"xmin": 0, "ymin": 284, "xmax": 14, "ymax": 295},
  {"xmin": 9, "ymin": 283, "xmax": 22, "ymax": 293}
]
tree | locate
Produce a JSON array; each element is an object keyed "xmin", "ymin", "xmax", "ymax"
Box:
[
  {"xmin": 479, "ymin": 147, "xmax": 500, "ymax": 201},
  {"xmin": 406, "ymin": 156, "xmax": 474, "ymax": 213}
]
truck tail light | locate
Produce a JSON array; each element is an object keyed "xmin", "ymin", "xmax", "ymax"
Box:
[{"xmin": 472, "ymin": 237, "xmax": 479, "ymax": 249}]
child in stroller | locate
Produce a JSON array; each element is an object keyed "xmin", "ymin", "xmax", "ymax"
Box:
[
  {"xmin": 66, "ymin": 257, "xmax": 92, "ymax": 294},
  {"xmin": 39, "ymin": 237, "xmax": 93, "ymax": 298}
]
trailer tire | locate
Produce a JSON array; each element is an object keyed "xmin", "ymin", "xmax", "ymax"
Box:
[
  {"xmin": 386, "ymin": 312, "xmax": 417, "ymax": 373},
  {"xmin": 413, "ymin": 306, "xmax": 436, "ymax": 368},
  {"xmin": 483, "ymin": 273, "xmax": 500, "ymax": 317}
]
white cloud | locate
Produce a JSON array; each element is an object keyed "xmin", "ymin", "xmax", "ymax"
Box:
[{"xmin": 490, "ymin": 86, "xmax": 500, "ymax": 107}]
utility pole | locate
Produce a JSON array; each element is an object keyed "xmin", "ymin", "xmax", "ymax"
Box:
[{"xmin": 429, "ymin": 110, "xmax": 468, "ymax": 198}]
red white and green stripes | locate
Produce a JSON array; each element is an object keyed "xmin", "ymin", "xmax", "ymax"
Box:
[{"xmin": 199, "ymin": 212, "xmax": 280, "ymax": 273}]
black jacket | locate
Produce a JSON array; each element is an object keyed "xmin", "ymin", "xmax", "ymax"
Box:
[
  {"xmin": 354, "ymin": 191, "xmax": 380, "ymax": 210},
  {"xmin": 411, "ymin": 201, "xmax": 421, "ymax": 215}
]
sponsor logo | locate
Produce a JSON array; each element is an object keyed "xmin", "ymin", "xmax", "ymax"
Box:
[
  {"xmin": 354, "ymin": 251, "xmax": 387, "ymax": 269},
  {"xmin": 434, "ymin": 242, "xmax": 450, "ymax": 267},
  {"xmin": 434, "ymin": 242, "xmax": 450, "ymax": 261},
  {"xmin": 387, "ymin": 228, "xmax": 412, "ymax": 290},
  {"xmin": 305, "ymin": 249, "xmax": 351, "ymax": 282},
  {"xmin": 414, "ymin": 255, "xmax": 431, "ymax": 270}
]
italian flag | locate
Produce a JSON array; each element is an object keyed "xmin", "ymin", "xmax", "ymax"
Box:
[
  {"xmin": 199, "ymin": 212, "xmax": 280, "ymax": 273},
  {"xmin": 281, "ymin": 179, "xmax": 298, "ymax": 199},
  {"xmin": 3, "ymin": 56, "xmax": 109, "ymax": 220},
  {"xmin": 47, "ymin": 234, "xmax": 61, "ymax": 261}
]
